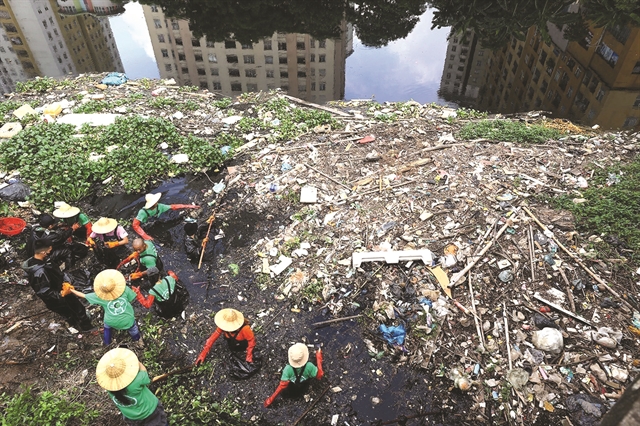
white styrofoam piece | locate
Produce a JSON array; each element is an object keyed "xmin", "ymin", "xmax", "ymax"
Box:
[{"xmin": 352, "ymin": 249, "xmax": 435, "ymax": 268}]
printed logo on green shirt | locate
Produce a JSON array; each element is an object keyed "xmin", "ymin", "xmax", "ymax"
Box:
[
  {"xmin": 108, "ymin": 298, "xmax": 127, "ymax": 315},
  {"xmin": 111, "ymin": 395, "xmax": 137, "ymax": 407}
]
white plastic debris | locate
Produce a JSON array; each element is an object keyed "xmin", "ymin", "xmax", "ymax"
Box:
[
  {"xmin": 532, "ymin": 327, "xmax": 563, "ymax": 353},
  {"xmin": 300, "ymin": 186, "xmax": 318, "ymax": 203},
  {"xmin": 590, "ymin": 327, "xmax": 622, "ymax": 349},
  {"xmin": 270, "ymin": 255, "xmax": 292, "ymax": 275},
  {"xmin": 170, "ymin": 154, "xmax": 189, "ymax": 164},
  {"xmin": 221, "ymin": 115, "xmax": 243, "ymax": 125},
  {"xmin": 352, "ymin": 249, "xmax": 435, "ymax": 268}
]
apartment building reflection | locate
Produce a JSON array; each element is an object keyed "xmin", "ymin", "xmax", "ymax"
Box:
[
  {"xmin": 142, "ymin": 5, "xmax": 352, "ymax": 102},
  {"xmin": 439, "ymin": 20, "xmax": 640, "ymax": 129},
  {"xmin": 0, "ymin": 0, "xmax": 123, "ymax": 93}
]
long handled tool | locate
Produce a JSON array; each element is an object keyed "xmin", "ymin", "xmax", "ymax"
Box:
[
  {"xmin": 151, "ymin": 364, "xmax": 196, "ymax": 383},
  {"xmin": 197, "ymin": 212, "xmax": 216, "ymax": 270}
]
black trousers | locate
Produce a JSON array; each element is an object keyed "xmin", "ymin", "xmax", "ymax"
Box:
[{"xmin": 42, "ymin": 295, "xmax": 93, "ymax": 331}]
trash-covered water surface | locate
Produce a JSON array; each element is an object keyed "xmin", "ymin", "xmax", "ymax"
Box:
[{"xmin": 0, "ymin": 74, "xmax": 639, "ymax": 425}]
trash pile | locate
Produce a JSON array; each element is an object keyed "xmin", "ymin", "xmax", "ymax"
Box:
[{"xmin": 0, "ymin": 73, "xmax": 639, "ymax": 424}]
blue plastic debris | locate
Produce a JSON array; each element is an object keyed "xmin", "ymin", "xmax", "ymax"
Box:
[
  {"xmin": 220, "ymin": 145, "xmax": 231, "ymax": 156},
  {"xmin": 379, "ymin": 323, "xmax": 406, "ymax": 346},
  {"xmin": 418, "ymin": 297, "xmax": 433, "ymax": 308},
  {"xmin": 101, "ymin": 72, "xmax": 128, "ymax": 86}
]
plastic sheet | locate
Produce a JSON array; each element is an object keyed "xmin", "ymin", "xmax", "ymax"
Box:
[{"xmin": 379, "ymin": 323, "xmax": 406, "ymax": 346}]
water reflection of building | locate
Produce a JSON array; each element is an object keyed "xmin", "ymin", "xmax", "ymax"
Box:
[
  {"xmin": 142, "ymin": 5, "xmax": 351, "ymax": 102},
  {"xmin": 449, "ymin": 19, "xmax": 640, "ymax": 129},
  {"xmin": 57, "ymin": 0, "xmax": 125, "ymax": 16},
  {"xmin": 0, "ymin": 0, "xmax": 123, "ymax": 92},
  {"xmin": 438, "ymin": 29, "xmax": 491, "ymax": 105}
]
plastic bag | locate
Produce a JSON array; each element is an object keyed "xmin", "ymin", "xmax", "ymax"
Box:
[
  {"xmin": 532, "ymin": 327, "xmax": 563, "ymax": 353},
  {"xmin": 154, "ymin": 280, "xmax": 190, "ymax": 319},
  {"xmin": 228, "ymin": 351, "xmax": 262, "ymax": 380},
  {"xmin": 101, "ymin": 72, "xmax": 128, "ymax": 86},
  {"xmin": 379, "ymin": 323, "xmax": 406, "ymax": 346},
  {"xmin": 0, "ymin": 182, "xmax": 31, "ymax": 201}
]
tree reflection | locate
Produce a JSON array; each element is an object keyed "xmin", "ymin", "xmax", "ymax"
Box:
[
  {"xmin": 427, "ymin": 0, "xmax": 640, "ymax": 49},
  {"xmin": 131, "ymin": 0, "xmax": 427, "ymax": 47}
]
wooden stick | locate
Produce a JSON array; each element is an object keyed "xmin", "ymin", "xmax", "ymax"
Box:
[
  {"xmin": 529, "ymin": 224, "xmax": 536, "ymax": 281},
  {"xmin": 291, "ymin": 385, "xmax": 331, "ymax": 426},
  {"xmin": 342, "ymin": 180, "xmax": 414, "ymax": 202},
  {"xmin": 151, "ymin": 364, "xmax": 195, "ymax": 383},
  {"xmin": 420, "ymin": 142, "xmax": 467, "ymax": 152},
  {"xmin": 304, "ymin": 163, "xmax": 351, "ymax": 191},
  {"xmin": 558, "ymin": 268, "xmax": 576, "ymax": 312},
  {"xmin": 523, "ymin": 207, "xmax": 633, "ymax": 311},
  {"xmin": 312, "ymin": 315, "xmax": 361, "ymax": 327},
  {"xmin": 533, "ymin": 293, "xmax": 593, "ymax": 327},
  {"xmin": 450, "ymin": 209, "xmax": 520, "ymax": 286},
  {"xmin": 283, "ymin": 94, "xmax": 351, "ymax": 117},
  {"xmin": 503, "ymin": 302, "xmax": 513, "ymax": 370},
  {"xmin": 468, "ymin": 274, "xmax": 486, "ymax": 349},
  {"xmin": 198, "ymin": 213, "xmax": 216, "ymax": 270}
]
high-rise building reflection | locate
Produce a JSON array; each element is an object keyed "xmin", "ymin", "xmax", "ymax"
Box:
[
  {"xmin": 142, "ymin": 5, "xmax": 352, "ymax": 102},
  {"xmin": 0, "ymin": 0, "xmax": 123, "ymax": 93},
  {"xmin": 439, "ymin": 17, "xmax": 640, "ymax": 129}
]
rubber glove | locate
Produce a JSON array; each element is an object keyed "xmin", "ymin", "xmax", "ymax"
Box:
[
  {"xmin": 130, "ymin": 271, "xmax": 144, "ymax": 280},
  {"xmin": 60, "ymin": 282, "xmax": 74, "ymax": 297},
  {"xmin": 105, "ymin": 241, "xmax": 120, "ymax": 249},
  {"xmin": 132, "ymin": 218, "xmax": 153, "ymax": 240},
  {"xmin": 116, "ymin": 252, "xmax": 139, "ymax": 270},
  {"xmin": 171, "ymin": 204, "xmax": 200, "ymax": 210},
  {"xmin": 86, "ymin": 237, "xmax": 95, "ymax": 247},
  {"xmin": 195, "ymin": 329, "xmax": 221, "ymax": 365},
  {"xmin": 316, "ymin": 349, "xmax": 324, "ymax": 380},
  {"xmin": 264, "ymin": 381, "xmax": 289, "ymax": 407},
  {"xmin": 71, "ymin": 223, "xmax": 80, "ymax": 231},
  {"xmin": 201, "ymin": 237, "xmax": 209, "ymax": 248},
  {"xmin": 246, "ymin": 353, "xmax": 253, "ymax": 363}
]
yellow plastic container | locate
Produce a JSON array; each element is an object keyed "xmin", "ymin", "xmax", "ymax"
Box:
[{"xmin": 44, "ymin": 103, "xmax": 62, "ymax": 117}]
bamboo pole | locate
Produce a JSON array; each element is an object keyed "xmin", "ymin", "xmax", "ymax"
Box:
[
  {"xmin": 523, "ymin": 206, "xmax": 633, "ymax": 311},
  {"xmin": 503, "ymin": 302, "xmax": 513, "ymax": 370},
  {"xmin": 450, "ymin": 209, "xmax": 520, "ymax": 287},
  {"xmin": 197, "ymin": 213, "xmax": 216, "ymax": 270},
  {"xmin": 312, "ymin": 315, "xmax": 362, "ymax": 327}
]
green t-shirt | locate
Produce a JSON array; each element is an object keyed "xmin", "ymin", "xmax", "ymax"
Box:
[
  {"xmin": 63, "ymin": 212, "xmax": 90, "ymax": 227},
  {"xmin": 150, "ymin": 276, "xmax": 176, "ymax": 301},
  {"xmin": 108, "ymin": 370, "xmax": 159, "ymax": 421},
  {"xmin": 85, "ymin": 287, "xmax": 136, "ymax": 330},
  {"xmin": 280, "ymin": 362, "xmax": 318, "ymax": 383},
  {"xmin": 136, "ymin": 203, "xmax": 171, "ymax": 223},
  {"xmin": 139, "ymin": 241, "xmax": 158, "ymax": 269}
]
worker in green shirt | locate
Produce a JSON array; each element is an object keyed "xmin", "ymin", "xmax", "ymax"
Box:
[
  {"xmin": 132, "ymin": 192, "xmax": 199, "ymax": 240},
  {"xmin": 96, "ymin": 348, "xmax": 168, "ymax": 425},
  {"xmin": 53, "ymin": 202, "xmax": 93, "ymax": 242},
  {"xmin": 67, "ymin": 269, "xmax": 142, "ymax": 346},
  {"xmin": 133, "ymin": 271, "xmax": 189, "ymax": 319},
  {"xmin": 264, "ymin": 343, "xmax": 324, "ymax": 407},
  {"xmin": 117, "ymin": 238, "xmax": 164, "ymax": 290}
]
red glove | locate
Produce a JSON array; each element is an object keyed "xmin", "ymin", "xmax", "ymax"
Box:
[
  {"xmin": 246, "ymin": 353, "xmax": 253, "ymax": 363},
  {"xmin": 195, "ymin": 329, "xmax": 221, "ymax": 365},
  {"xmin": 85, "ymin": 222, "xmax": 92, "ymax": 238},
  {"xmin": 117, "ymin": 252, "xmax": 139, "ymax": 270},
  {"xmin": 171, "ymin": 204, "xmax": 200, "ymax": 210},
  {"xmin": 132, "ymin": 218, "xmax": 153, "ymax": 240},
  {"xmin": 264, "ymin": 381, "xmax": 289, "ymax": 407},
  {"xmin": 133, "ymin": 287, "xmax": 155, "ymax": 309},
  {"xmin": 201, "ymin": 237, "xmax": 209, "ymax": 248},
  {"xmin": 71, "ymin": 223, "xmax": 80, "ymax": 231},
  {"xmin": 106, "ymin": 241, "xmax": 120, "ymax": 249},
  {"xmin": 130, "ymin": 271, "xmax": 144, "ymax": 280},
  {"xmin": 316, "ymin": 349, "xmax": 324, "ymax": 380}
]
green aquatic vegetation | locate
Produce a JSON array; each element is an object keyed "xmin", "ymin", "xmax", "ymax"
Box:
[
  {"xmin": 213, "ymin": 97, "xmax": 232, "ymax": 109},
  {"xmin": 148, "ymin": 96, "xmax": 178, "ymax": 109},
  {"xmin": 545, "ymin": 156, "xmax": 640, "ymax": 260},
  {"xmin": 73, "ymin": 100, "xmax": 111, "ymax": 113},
  {"xmin": 15, "ymin": 77, "xmax": 59, "ymax": 93},
  {"xmin": 459, "ymin": 119, "xmax": 561, "ymax": 144},
  {"xmin": 456, "ymin": 107, "xmax": 488, "ymax": 119},
  {"xmin": 0, "ymin": 386, "xmax": 98, "ymax": 426},
  {"xmin": 179, "ymin": 135, "xmax": 225, "ymax": 170}
]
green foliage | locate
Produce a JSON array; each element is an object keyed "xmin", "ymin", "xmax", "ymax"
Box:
[
  {"xmin": 149, "ymin": 97, "xmax": 178, "ymax": 109},
  {"xmin": 228, "ymin": 263, "xmax": 239, "ymax": 276},
  {"xmin": 546, "ymin": 156, "xmax": 640, "ymax": 259},
  {"xmin": 456, "ymin": 107, "xmax": 488, "ymax": 119},
  {"xmin": 0, "ymin": 386, "xmax": 98, "ymax": 426},
  {"xmin": 0, "ymin": 101, "xmax": 22, "ymax": 126},
  {"xmin": 180, "ymin": 135, "xmax": 224, "ymax": 169},
  {"xmin": 301, "ymin": 278, "xmax": 323, "ymax": 301},
  {"xmin": 181, "ymin": 100, "xmax": 200, "ymax": 111},
  {"xmin": 139, "ymin": 78, "xmax": 154, "ymax": 90},
  {"xmin": 458, "ymin": 120, "xmax": 561, "ymax": 144},
  {"xmin": 73, "ymin": 100, "xmax": 111, "ymax": 113},
  {"xmin": 213, "ymin": 98, "xmax": 232, "ymax": 109},
  {"xmin": 178, "ymin": 85, "xmax": 200, "ymax": 93},
  {"xmin": 15, "ymin": 77, "xmax": 59, "ymax": 93}
]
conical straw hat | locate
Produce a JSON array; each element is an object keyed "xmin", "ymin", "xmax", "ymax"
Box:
[
  {"xmin": 96, "ymin": 348, "xmax": 139, "ymax": 391},
  {"xmin": 92, "ymin": 217, "xmax": 118, "ymax": 234},
  {"xmin": 288, "ymin": 343, "xmax": 309, "ymax": 368},
  {"xmin": 214, "ymin": 308, "xmax": 244, "ymax": 332},
  {"xmin": 143, "ymin": 193, "xmax": 162, "ymax": 209},
  {"xmin": 93, "ymin": 269, "xmax": 126, "ymax": 301},
  {"xmin": 52, "ymin": 203, "xmax": 80, "ymax": 219}
]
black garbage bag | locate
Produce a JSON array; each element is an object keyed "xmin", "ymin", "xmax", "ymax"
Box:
[
  {"xmin": 153, "ymin": 279, "xmax": 190, "ymax": 319},
  {"xmin": 0, "ymin": 182, "xmax": 31, "ymax": 201},
  {"xmin": 65, "ymin": 269, "xmax": 93, "ymax": 293},
  {"xmin": 566, "ymin": 394, "xmax": 605, "ymax": 426},
  {"xmin": 228, "ymin": 351, "xmax": 262, "ymax": 380},
  {"xmin": 533, "ymin": 313, "xmax": 559, "ymax": 329}
]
